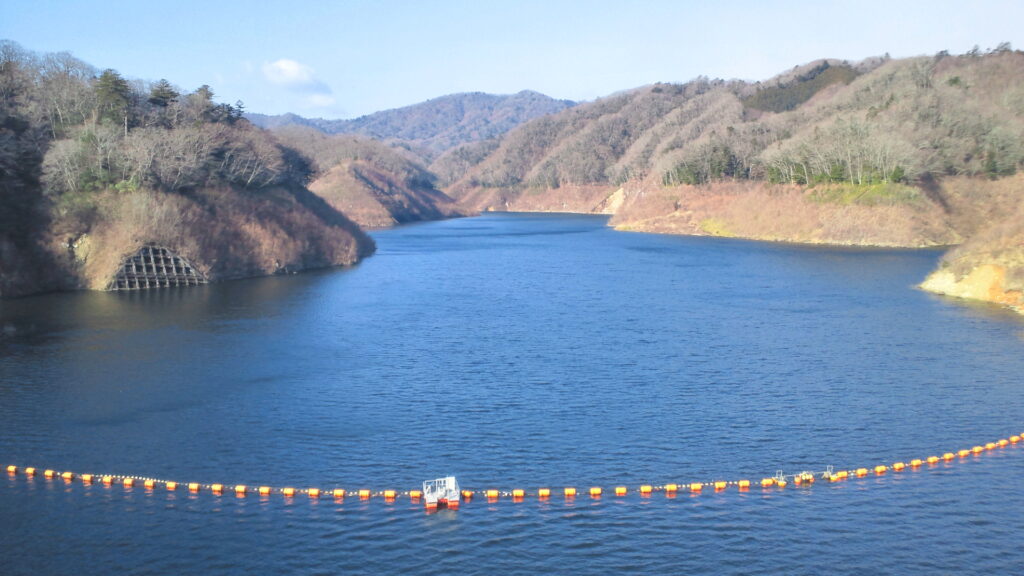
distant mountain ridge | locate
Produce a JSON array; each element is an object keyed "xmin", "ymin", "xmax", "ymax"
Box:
[{"xmin": 247, "ymin": 90, "xmax": 575, "ymax": 158}]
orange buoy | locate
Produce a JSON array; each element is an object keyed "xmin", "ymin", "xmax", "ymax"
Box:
[
  {"xmin": 910, "ymin": 459, "xmax": 923, "ymax": 467},
  {"xmin": 309, "ymin": 488, "xmax": 322, "ymax": 498},
  {"xmin": 486, "ymin": 489, "xmax": 499, "ymax": 499},
  {"xmin": 664, "ymin": 483, "xmax": 678, "ymax": 493},
  {"xmin": 760, "ymin": 478, "xmax": 774, "ymax": 487},
  {"xmin": 355, "ymin": 489, "xmax": 369, "ymax": 499},
  {"xmin": 615, "ymin": 486, "xmax": 628, "ymax": 496},
  {"xmin": 410, "ymin": 490, "xmax": 423, "ymax": 499},
  {"xmin": 165, "ymin": 481, "xmax": 176, "ymax": 490},
  {"xmin": 82, "ymin": 474, "xmax": 94, "ymax": 484},
  {"xmin": 123, "ymin": 478, "xmax": 134, "ymax": 487},
  {"xmin": 189, "ymin": 483, "xmax": 200, "ymax": 492},
  {"xmin": 589, "ymin": 487, "xmax": 602, "ymax": 497},
  {"xmin": 62, "ymin": 472, "xmax": 74, "ymax": 481},
  {"xmin": 714, "ymin": 481, "xmax": 727, "ymax": 491},
  {"xmin": 256, "ymin": 486, "xmax": 271, "ymax": 496},
  {"xmin": 564, "ymin": 487, "xmax": 577, "ymax": 497},
  {"xmin": 211, "ymin": 484, "xmax": 223, "ymax": 494},
  {"xmin": 998, "ymin": 439, "xmax": 1009, "ymax": 447},
  {"xmin": 537, "ymin": 488, "xmax": 550, "ymax": 498},
  {"xmin": 690, "ymin": 483, "xmax": 703, "ymax": 492},
  {"xmin": 1011, "ymin": 436, "xmax": 1021, "ymax": 443},
  {"xmin": 102, "ymin": 476, "xmax": 113, "ymax": 485},
  {"xmin": 233, "ymin": 485, "xmax": 246, "ymax": 495},
  {"xmin": 738, "ymin": 480, "xmax": 751, "ymax": 489},
  {"xmin": 985, "ymin": 442, "xmax": 997, "ymax": 451},
  {"xmin": 382, "ymin": 490, "xmax": 395, "ymax": 499},
  {"xmin": 856, "ymin": 468, "xmax": 869, "ymax": 477},
  {"xmin": 874, "ymin": 465, "xmax": 887, "ymax": 475},
  {"xmin": 332, "ymin": 489, "xmax": 345, "ymax": 499},
  {"xmin": 776, "ymin": 480, "xmax": 788, "ymax": 488},
  {"xmin": 144, "ymin": 479, "xmax": 155, "ymax": 489},
  {"xmin": 926, "ymin": 456, "xmax": 940, "ymax": 464},
  {"xmin": 283, "ymin": 487, "xmax": 297, "ymax": 497},
  {"xmin": 942, "ymin": 453, "xmax": 955, "ymax": 461},
  {"xmin": 462, "ymin": 490, "xmax": 474, "ymax": 500},
  {"xmin": 837, "ymin": 471, "xmax": 849, "ymax": 479},
  {"xmin": 44, "ymin": 469, "xmax": 55, "ymax": 479},
  {"xmin": 893, "ymin": 462, "xmax": 906, "ymax": 471},
  {"xmin": 639, "ymin": 485, "xmax": 653, "ymax": 495},
  {"xmin": 512, "ymin": 489, "xmax": 525, "ymax": 498},
  {"xmin": 5, "ymin": 465, "xmax": 15, "ymax": 474},
  {"xmin": 794, "ymin": 476, "xmax": 803, "ymax": 486},
  {"xmin": 25, "ymin": 467, "xmax": 36, "ymax": 476},
  {"xmin": 972, "ymin": 446, "xmax": 984, "ymax": 454},
  {"xmin": 829, "ymin": 474, "xmax": 841, "ymax": 482},
  {"xmin": 958, "ymin": 449, "xmax": 971, "ymax": 458}
]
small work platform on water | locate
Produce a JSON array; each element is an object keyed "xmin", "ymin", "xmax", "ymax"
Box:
[{"xmin": 422, "ymin": 476, "xmax": 460, "ymax": 509}]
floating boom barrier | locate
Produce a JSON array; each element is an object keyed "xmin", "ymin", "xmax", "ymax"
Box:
[{"xmin": 7, "ymin": 433, "xmax": 1021, "ymax": 510}]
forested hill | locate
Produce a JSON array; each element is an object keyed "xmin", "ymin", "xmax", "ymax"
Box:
[
  {"xmin": 270, "ymin": 126, "xmax": 467, "ymax": 229},
  {"xmin": 246, "ymin": 90, "xmax": 575, "ymax": 158},
  {"xmin": 443, "ymin": 47, "xmax": 1024, "ymax": 314},
  {"xmin": 0, "ymin": 40, "xmax": 374, "ymax": 297},
  {"xmin": 447, "ymin": 52, "xmax": 1024, "ymax": 202}
]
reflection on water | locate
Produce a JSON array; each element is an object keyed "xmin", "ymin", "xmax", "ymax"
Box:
[{"xmin": 1, "ymin": 213, "xmax": 1023, "ymax": 575}]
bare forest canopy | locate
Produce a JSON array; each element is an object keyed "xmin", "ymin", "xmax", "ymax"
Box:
[
  {"xmin": 446, "ymin": 45, "xmax": 1024, "ymax": 198},
  {"xmin": 0, "ymin": 40, "xmax": 372, "ymax": 297},
  {"xmin": 246, "ymin": 91, "xmax": 576, "ymax": 160},
  {"xmin": 271, "ymin": 126, "xmax": 466, "ymax": 228},
  {"xmin": 3, "ymin": 38, "xmax": 1024, "ymax": 304}
]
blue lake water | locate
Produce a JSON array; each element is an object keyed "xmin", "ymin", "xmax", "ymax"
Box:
[{"xmin": 2, "ymin": 213, "xmax": 1023, "ymax": 575}]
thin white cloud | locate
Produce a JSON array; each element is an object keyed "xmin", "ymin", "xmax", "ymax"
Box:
[
  {"xmin": 306, "ymin": 94, "xmax": 336, "ymax": 108},
  {"xmin": 261, "ymin": 59, "xmax": 332, "ymax": 95}
]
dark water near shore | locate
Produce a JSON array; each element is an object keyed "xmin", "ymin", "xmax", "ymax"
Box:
[{"xmin": 2, "ymin": 213, "xmax": 1024, "ymax": 575}]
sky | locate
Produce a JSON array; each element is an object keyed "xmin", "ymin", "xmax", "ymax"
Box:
[{"xmin": 4, "ymin": 0, "xmax": 1024, "ymax": 119}]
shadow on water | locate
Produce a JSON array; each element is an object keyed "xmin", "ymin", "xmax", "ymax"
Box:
[{"xmin": 0, "ymin": 267, "xmax": 355, "ymax": 348}]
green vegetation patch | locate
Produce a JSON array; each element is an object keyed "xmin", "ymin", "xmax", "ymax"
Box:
[
  {"xmin": 699, "ymin": 217, "xmax": 733, "ymax": 236},
  {"xmin": 807, "ymin": 182, "xmax": 921, "ymax": 206},
  {"xmin": 744, "ymin": 62, "xmax": 859, "ymax": 113}
]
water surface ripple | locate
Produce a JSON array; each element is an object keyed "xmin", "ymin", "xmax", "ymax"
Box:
[{"xmin": 2, "ymin": 213, "xmax": 1023, "ymax": 574}]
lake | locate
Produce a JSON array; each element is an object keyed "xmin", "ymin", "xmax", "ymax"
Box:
[{"xmin": 2, "ymin": 213, "xmax": 1023, "ymax": 575}]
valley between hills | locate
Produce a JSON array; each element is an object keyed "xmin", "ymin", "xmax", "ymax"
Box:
[{"xmin": 2, "ymin": 40, "xmax": 1022, "ymax": 315}]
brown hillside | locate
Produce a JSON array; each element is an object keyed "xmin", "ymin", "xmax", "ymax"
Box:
[
  {"xmin": 62, "ymin": 185, "xmax": 373, "ymax": 290},
  {"xmin": 309, "ymin": 160, "xmax": 463, "ymax": 229},
  {"xmin": 274, "ymin": 128, "xmax": 466, "ymax": 228}
]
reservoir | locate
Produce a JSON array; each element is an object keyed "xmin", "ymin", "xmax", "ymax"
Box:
[{"xmin": 2, "ymin": 213, "xmax": 1023, "ymax": 574}]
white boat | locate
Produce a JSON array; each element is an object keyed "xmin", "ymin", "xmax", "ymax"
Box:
[{"xmin": 422, "ymin": 476, "xmax": 460, "ymax": 509}]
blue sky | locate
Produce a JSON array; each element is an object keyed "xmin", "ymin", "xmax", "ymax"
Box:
[{"xmin": 4, "ymin": 0, "xmax": 1023, "ymax": 119}]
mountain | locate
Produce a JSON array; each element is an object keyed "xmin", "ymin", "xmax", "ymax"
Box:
[
  {"xmin": 272, "ymin": 126, "xmax": 466, "ymax": 228},
  {"xmin": 247, "ymin": 90, "xmax": 575, "ymax": 158},
  {"xmin": 443, "ymin": 48, "xmax": 1024, "ymax": 313}
]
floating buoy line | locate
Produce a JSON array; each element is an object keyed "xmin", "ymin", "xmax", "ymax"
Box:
[{"xmin": 7, "ymin": 433, "xmax": 1021, "ymax": 511}]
